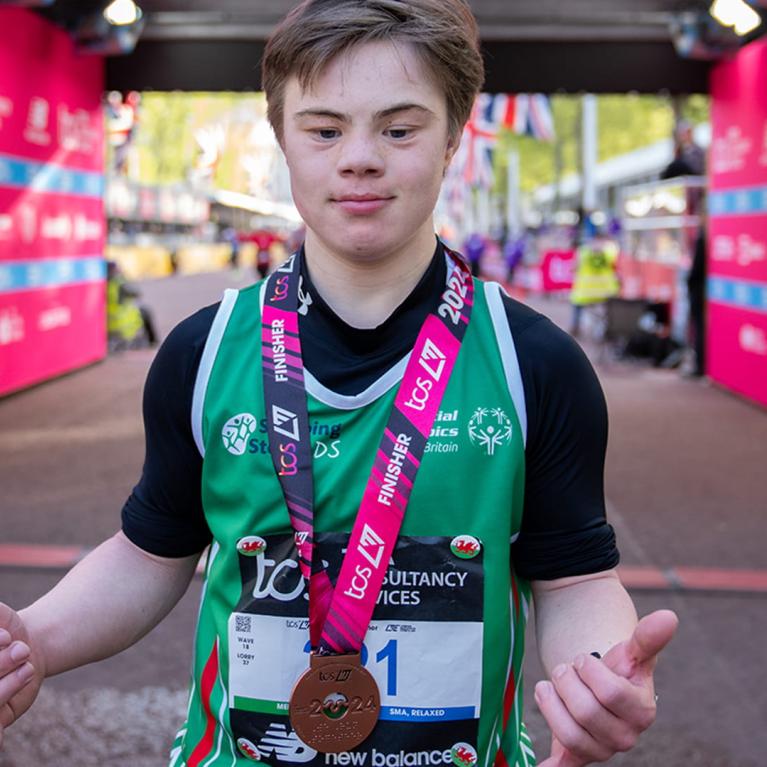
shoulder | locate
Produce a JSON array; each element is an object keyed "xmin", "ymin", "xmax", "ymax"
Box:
[
  {"xmin": 491, "ymin": 290, "xmax": 605, "ymax": 450},
  {"xmin": 499, "ymin": 291, "xmax": 594, "ymax": 386},
  {"xmin": 145, "ymin": 302, "xmax": 220, "ymax": 394},
  {"xmin": 165, "ymin": 301, "xmax": 220, "ymax": 351}
]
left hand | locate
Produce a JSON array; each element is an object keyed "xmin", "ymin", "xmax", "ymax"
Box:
[{"xmin": 534, "ymin": 609, "xmax": 679, "ymax": 767}]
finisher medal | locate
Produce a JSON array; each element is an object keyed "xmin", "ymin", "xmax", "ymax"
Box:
[
  {"xmin": 290, "ymin": 653, "xmax": 380, "ymax": 752},
  {"xmin": 262, "ymin": 248, "xmax": 474, "ymax": 753}
]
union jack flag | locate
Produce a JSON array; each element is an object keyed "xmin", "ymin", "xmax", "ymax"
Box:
[
  {"xmin": 455, "ymin": 93, "xmax": 556, "ymax": 189},
  {"xmin": 459, "ymin": 94, "xmax": 501, "ymax": 189},
  {"xmin": 510, "ymin": 94, "xmax": 556, "ymax": 142}
]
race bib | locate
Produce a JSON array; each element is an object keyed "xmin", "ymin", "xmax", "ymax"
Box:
[{"xmin": 228, "ymin": 533, "xmax": 484, "ymax": 767}]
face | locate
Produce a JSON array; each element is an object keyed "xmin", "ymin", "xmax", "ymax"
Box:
[{"xmin": 280, "ymin": 41, "xmax": 457, "ymax": 265}]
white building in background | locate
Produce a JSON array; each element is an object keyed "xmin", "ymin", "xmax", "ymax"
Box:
[{"xmin": 526, "ymin": 123, "xmax": 711, "ymax": 225}]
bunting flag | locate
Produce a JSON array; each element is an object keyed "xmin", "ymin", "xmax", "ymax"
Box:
[
  {"xmin": 455, "ymin": 93, "xmax": 556, "ymax": 189},
  {"xmin": 459, "ymin": 93, "xmax": 500, "ymax": 189},
  {"xmin": 523, "ymin": 94, "xmax": 556, "ymax": 142},
  {"xmin": 485, "ymin": 93, "xmax": 556, "ymax": 141}
]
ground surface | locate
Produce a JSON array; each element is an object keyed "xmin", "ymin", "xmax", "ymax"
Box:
[{"xmin": 1, "ymin": 270, "xmax": 764, "ymax": 766}]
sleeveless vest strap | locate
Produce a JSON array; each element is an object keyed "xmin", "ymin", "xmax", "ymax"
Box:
[
  {"xmin": 191, "ymin": 288, "xmax": 240, "ymax": 457},
  {"xmin": 483, "ymin": 281, "xmax": 527, "ymax": 448}
]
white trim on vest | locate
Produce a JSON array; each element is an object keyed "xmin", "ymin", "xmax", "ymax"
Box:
[
  {"xmin": 305, "ymin": 359, "xmax": 409, "ymax": 410},
  {"xmin": 254, "ymin": 254, "xmax": 457, "ymax": 411},
  {"xmin": 484, "ymin": 281, "xmax": 528, "ymax": 447},
  {"xmin": 191, "ymin": 289, "xmax": 239, "ymax": 457}
]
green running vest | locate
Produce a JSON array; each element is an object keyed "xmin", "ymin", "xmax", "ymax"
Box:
[{"xmin": 170, "ymin": 276, "xmax": 536, "ymax": 767}]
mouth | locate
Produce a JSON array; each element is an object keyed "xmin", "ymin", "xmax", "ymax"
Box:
[{"xmin": 332, "ymin": 194, "xmax": 395, "ymax": 215}]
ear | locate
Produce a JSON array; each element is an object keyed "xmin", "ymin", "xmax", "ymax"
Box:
[{"xmin": 443, "ymin": 132, "xmax": 461, "ymax": 175}]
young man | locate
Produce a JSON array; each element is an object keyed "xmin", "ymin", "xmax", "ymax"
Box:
[{"xmin": 0, "ymin": 2, "xmax": 677, "ymax": 765}]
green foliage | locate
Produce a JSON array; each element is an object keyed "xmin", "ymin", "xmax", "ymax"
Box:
[
  {"xmin": 495, "ymin": 94, "xmax": 709, "ymax": 195},
  {"xmin": 596, "ymin": 94, "xmax": 675, "ymax": 162},
  {"xmin": 134, "ymin": 92, "xmax": 193, "ymax": 184},
  {"xmin": 130, "ymin": 92, "xmax": 266, "ymax": 188},
  {"xmin": 680, "ymin": 94, "xmax": 710, "ymax": 125}
]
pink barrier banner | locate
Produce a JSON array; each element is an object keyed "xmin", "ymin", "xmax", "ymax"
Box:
[
  {"xmin": 708, "ymin": 215, "xmax": 767, "ymax": 284},
  {"xmin": 0, "ymin": 283, "xmax": 105, "ymax": 393},
  {"xmin": 0, "ymin": 8, "xmax": 105, "ymax": 397},
  {"xmin": 540, "ymin": 249, "xmax": 575, "ymax": 291},
  {"xmin": 707, "ymin": 303, "xmax": 767, "ymax": 405},
  {"xmin": 709, "ymin": 41, "xmax": 767, "ymax": 189},
  {"xmin": 0, "ymin": 9, "xmax": 103, "ymax": 170},
  {"xmin": 709, "ymin": 39, "xmax": 767, "ymax": 408},
  {"xmin": 0, "ymin": 189, "xmax": 104, "ymax": 260}
]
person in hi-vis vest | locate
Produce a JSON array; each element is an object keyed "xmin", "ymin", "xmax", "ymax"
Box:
[{"xmin": 569, "ymin": 233, "xmax": 620, "ymax": 337}]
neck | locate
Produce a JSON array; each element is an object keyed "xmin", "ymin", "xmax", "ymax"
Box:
[{"xmin": 303, "ymin": 228, "xmax": 438, "ymax": 328}]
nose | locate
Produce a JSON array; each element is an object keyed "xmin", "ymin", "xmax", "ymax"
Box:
[{"xmin": 337, "ymin": 131, "xmax": 384, "ymax": 177}]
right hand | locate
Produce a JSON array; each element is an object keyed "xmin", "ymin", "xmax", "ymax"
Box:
[{"xmin": 0, "ymin": 602, "xmax": 44, "ymax": 748}]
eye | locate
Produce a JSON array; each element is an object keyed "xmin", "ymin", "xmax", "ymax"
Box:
[
  {"xmin": 385, "ymin": 127, "xmax": 411, "ymax": 140},
  {"xmin": 316, "ymin": 128, "xmax": 339, "ymax": 140}
]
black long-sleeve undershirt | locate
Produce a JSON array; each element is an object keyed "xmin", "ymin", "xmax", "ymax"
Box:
[{"xmin": 122, "ymin": 246, "xmax": 618, "ymax": 581}]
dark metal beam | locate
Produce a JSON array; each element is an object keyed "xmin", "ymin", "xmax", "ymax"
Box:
[
  {"xmin": 106, "ymin": 40, "xmax": 267, "ymax": 92},
  {"xmin": 106, "ymin": 39, "xmax": 710, "ymax": 94},
  {"xmin": 481, "ymin": 41, "xmax": 711, "ymax": 94}
]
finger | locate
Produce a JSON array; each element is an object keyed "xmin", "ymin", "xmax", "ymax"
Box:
[
  {"xmin": 535, "ymin": 680, "xmax": 613, "ymax": 763},
  {"xmin": 574, "ymin": 653, "xmax": 657, "ymax": 731},
  {"xmin": 550, "ymin": 659, "xmax": 641, "ymax": 753},
  {"xmin": 0, "ymin": 630, "xmax": 11, "ymax": 649},
  {"xmin": 623, "ymin": 610, "xmax": 679, "ymax": 667},
  {"xmin": 0, "ymin": 642, "xmax": 30, "ymax": 678},
  {"xmin": 0, "ymin": 701, "xmax": 13, "ymax": 728},
  {"xmin": 536, "ymin": 756, "xmax": 570, "ymax": 767},
  {"xmin": 536, "ymin": 753, "xmax": 583, "ymax": 767},
  {"xmin": 0, "ymin": 662, "xmax": 34, "ymax": 706},
  {"xmin": 538, "ymin": 736, "xmax": 591, "ymax": 767}
]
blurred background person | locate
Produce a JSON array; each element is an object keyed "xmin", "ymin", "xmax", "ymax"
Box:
[
  {"xmin": 685, "ymin": 205, "xmax": 708, "ymax": 377},
  {"xmin": 569, "ymin": 222, "xmax": 620, "ymax": 337},
  {"xmin": 106, "ymin": 260, "xmax": 158, "ymax": 351}
]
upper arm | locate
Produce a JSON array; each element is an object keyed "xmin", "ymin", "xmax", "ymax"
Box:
[
  {"xmin": 502, "ymin": 298, "xmax": 619, "ymax": 581},
  {"xmin": 121, "ymin": 305, "xmax": 217, "ymax": 558}
]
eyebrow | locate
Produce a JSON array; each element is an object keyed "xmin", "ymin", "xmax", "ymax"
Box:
[{"xmin": 293, "ymin": 103, "xmax": 435, "ymax": 122}]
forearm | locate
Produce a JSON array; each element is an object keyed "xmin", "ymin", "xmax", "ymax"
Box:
[
  {"xmin": 532, "ymin": 568, "xmax": 638, "ymax": 675},
  {"xmin": 19, "ymin": 531, "xmax": 200, "ymax": 678}
]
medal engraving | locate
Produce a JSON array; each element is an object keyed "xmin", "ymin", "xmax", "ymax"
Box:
[{"xmin": 289, "ymin": 653, "xmax": 380, "ymax": 753}]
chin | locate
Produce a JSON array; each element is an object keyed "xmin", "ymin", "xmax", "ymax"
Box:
[
  {"xmin": 341, "ymin": 240, "xmax": 393, "ymax": 261},
  {"xmin": 325, "ymin": 228, "xmax": 396, "ymax": 261}
]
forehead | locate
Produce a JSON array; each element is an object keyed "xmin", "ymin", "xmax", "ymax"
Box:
[{"xmin": 283, "ymin": 40, "xmax": 446, "ymax": 115}]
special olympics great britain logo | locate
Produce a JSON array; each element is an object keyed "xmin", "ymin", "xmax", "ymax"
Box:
[
  {"xmin": 467, "ymin": 407, "xmax": 512, "ymax": 456},
  {"xmin": 222, "ymin": 412, "xmax": 257, "ymax": 456}
]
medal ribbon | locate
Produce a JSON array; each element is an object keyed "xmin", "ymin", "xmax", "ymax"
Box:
[{"xmin": 262, "ymin": 247, "xmax": 473, "ymax": 654}]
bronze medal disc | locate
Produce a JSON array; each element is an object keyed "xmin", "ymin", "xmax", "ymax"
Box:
[{"xmin": 289, "ymin": 653, "xmax": 380, "ymax": 753}]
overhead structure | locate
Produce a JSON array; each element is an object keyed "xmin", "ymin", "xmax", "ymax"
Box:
[{"xmin": 15, "ymin": 0, "xmax": 765, "ymax": 93}]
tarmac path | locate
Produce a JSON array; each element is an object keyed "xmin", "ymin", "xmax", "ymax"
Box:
[{"xmin": 1, "ymin": 270, "xmax": 765, "ymax": 766}]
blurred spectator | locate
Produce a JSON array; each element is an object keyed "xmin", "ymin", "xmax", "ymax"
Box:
[
  {"xmin": 105, "ymin": 91, "xmax": 140, "ymax": 175},
  {"xmin": 569, "ymin": 228, "xmax": 620, "ymax": 337},
  {"xmin": 221, "ymin": 226, "xmax": 240, "ymax": 269},
  {"xmin": 661, "ymin": 120, "xmax": 705, "ymax": 179},
  {"xmin": 685, "ymin": 209, "xmax": 707, "ymax": 377},
  {"xmin": 106, "ymin": 261, "xmax": 158, "ymax": 350},
  {"xmin": 463, "ymin": 231, "xmax": 486, "ymax": 277},
  {"xmin": 251, "ymin": 229, "xmax": 279, "ymax": 279},
  {"xmin": 502, "ymin": 231, "xmax": 527, "ymax": 284}
]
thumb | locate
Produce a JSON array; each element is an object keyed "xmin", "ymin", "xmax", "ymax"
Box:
[{"xmin": 604, "ymin": 609, "xmax": 679, "ymax": 677}]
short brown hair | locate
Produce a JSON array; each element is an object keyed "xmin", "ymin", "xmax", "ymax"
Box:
[{"xmin": 262, "ymin": 0, "xmax": 484, "ymax": 142}]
